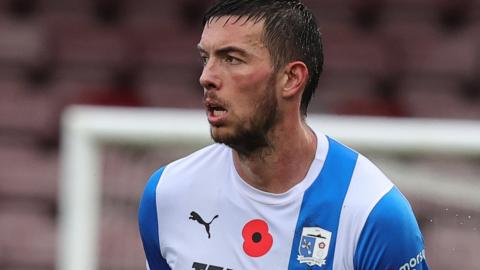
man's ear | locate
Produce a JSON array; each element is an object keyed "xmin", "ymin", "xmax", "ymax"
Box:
[{"xmin": 280, "ymin": 61, "xmax": 309, "ymax": 98}]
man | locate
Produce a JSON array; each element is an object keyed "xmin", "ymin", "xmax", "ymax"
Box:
[{"xmin": 138, "ymin": 0, "xmax": 430, "ymax": 269}]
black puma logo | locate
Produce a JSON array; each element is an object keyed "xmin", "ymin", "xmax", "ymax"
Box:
[{"xmin": 189, "ymin": 211, "xmax": 219, "ymax": 239}]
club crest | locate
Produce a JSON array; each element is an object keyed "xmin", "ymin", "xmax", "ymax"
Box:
[{"xmin": 297, "ymin": 227, "xmax": 332, "ymax": 267}]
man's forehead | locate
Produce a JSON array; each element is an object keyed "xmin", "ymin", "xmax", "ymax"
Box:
[{"xmin": 200, "ymin": 16, "xmax": 266, "ymax": 50}]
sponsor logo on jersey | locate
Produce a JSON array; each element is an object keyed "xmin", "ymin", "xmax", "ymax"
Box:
[
  {"xmin": 297, "ymin": 227, "xmax": 332, "ymax": 267},
  {"xmin": 189, "ymin": 211, "xmax": 219, "ymax": 239},
  {"xmin": 192, "ymin": 262, "xmax": 233, "ymax": 270},
  {"xmin": 399, "ymin": 249, "xmax": 426, "ymax": 270}
]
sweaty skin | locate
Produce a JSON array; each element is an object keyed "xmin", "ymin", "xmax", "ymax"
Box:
[{"xmin": 198, "ymin": 16, "xmax": 316, "ymax": 194}]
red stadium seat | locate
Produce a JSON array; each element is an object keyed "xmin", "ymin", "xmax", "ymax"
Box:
[
  {"xmin": 52, "ymin": 23, "xmax": 129, "ymax": 69},
  {"xmin": 310, "ymin": 72, "xmax": 375, "ymax": 114},
  {"xmin": 139, "ymin": 68, "xmax": 202, "ymax": 109},
  {"xmin": 0, "ymin": 144, "xmax": 58, "ymax": 201},
  {"xmin": 0, "ymin": 202, "xmax": 56, "ymax": 268},
  {"xmin": 0, "ymin": 18, "xmax": 49, "ymax": 66},
  {"xmin": 381, "ymin": 20, "xmax": 478, "ymax": 77},
  {"xmin": 321, "ymin": 22, "xmax": 391, "ymax": 76},
  {"xmin": 401, "ymin": 77, "xmax": 480, "ymax": 119},
  {"xmin": 0, "ymin": 80, "xmax": 53, "ymax": 135}
]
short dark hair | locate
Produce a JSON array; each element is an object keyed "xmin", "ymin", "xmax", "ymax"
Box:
[{"xmin": 203, "ymin": 0, "xmax": 323, "ymax": 116}]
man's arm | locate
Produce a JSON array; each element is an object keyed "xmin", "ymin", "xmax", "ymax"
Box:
[
  {"xmin": 138, "ymin": 167, "xmax": 171, "ymax": 270},
  {"xmin": 353, "ymin": 187, "xmax": 430, "ymax": 270}
]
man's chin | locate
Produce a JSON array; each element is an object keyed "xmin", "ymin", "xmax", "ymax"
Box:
[{"xmin": 210, "ymin": 127, "xmax": 232, "ymax": 144}]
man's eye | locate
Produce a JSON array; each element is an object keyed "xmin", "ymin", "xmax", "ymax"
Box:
[
  {"xmin": 224, "ymin": 55, "xmax": 241, "ymax": 64},
  {"xmin": 200, "ymin": 56, "xmax": 209, "ymax": 65}
]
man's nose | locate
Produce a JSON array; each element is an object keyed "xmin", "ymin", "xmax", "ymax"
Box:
[{"xmin": 199, "ymin": 59, "xmax": 221, "ymax": 91}]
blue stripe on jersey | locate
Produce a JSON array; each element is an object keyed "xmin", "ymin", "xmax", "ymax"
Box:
[
  {"xmin": 354, "ymin": 186, "xmax": 429, "ymax": 270},
  {"xmin": 138, "ymin": 167, "xmax": 171, "ymax": 270},
  {"xmin": 288, "ymin": 137, "xmax": 359, "ymax": 270}
]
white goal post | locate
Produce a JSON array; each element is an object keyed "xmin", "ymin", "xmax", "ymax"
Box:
[{"xmin": 56, "ymin": 105, "xmax": 480, "ymax": 270}]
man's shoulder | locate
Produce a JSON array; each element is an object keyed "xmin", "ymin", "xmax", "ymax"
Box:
[
  {"xmin": 343, "ymin": 154, "xmax": 394, "ymax": 209},
  {"xmin": 148, "ymin": 143, "xmax": 230, "ymax": 190},
  {"xmin": 334, "ymin": 153, "xmax": 423, "ymax": 269},
  {"xmin": 165, "ymin": 143, "xmax": 228, "ymax": 167},
  {"xmin": 167, "ymin": 143, "xmax": 228, "ymax": 171},
  {"xmin": 335, "ymin": 154, "xmax": 396, "ymax": 237},
  {"xmin": 340, "ymin": 152, "xmax": 420, "ymax": 239},
  {"xmin": 352, "ymin": 186, "xmax": 427, "ymax": 270}
]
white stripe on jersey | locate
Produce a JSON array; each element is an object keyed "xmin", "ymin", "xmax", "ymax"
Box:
[{"xmin": 333, "ymin": 155, "xmax": 394, "ymax": 269}]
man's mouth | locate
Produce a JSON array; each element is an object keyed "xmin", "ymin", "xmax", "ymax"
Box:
[
  {"xmin": 210, "ymin": 106, "xmax": 227, "ymax": 116},
  {"xmin": 206, "ymin": 103, "xmax": 228, "ymax": 125}
]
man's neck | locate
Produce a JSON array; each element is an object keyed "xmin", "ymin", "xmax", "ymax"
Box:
[{"xmin": 232, "ymin": 121, "xmax": 317, "ymax": 194}]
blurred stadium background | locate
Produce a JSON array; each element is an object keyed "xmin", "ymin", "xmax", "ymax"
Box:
[{"xmin": 0, "ymin": 0, "xmax": 479, "ymax": 269}]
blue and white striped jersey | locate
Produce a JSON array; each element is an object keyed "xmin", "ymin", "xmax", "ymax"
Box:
[{"xmin": 138, "ymin": 134, "xmax": 429, "ymax": 270}]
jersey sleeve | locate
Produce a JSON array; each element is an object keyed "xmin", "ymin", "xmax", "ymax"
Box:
[
  {"xmin": 138, "ymin": 167, "xmax": 171, "ymax": 270},
  {"xmin": 353, "ymin": 186, "xmax": 430, "ymax": 270}
]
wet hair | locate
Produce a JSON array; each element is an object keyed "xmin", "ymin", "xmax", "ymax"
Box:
[{"xmin": 203, "ymin": 0, "xmax": 323, "ymax": 116}]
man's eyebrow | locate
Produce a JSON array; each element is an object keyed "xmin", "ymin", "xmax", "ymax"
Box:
[
  {"xmin": 197, "ymin": 45, "xmax": 248, "ymax": 57},
  {"xmin": 197, "ymin": 44, "xmax": 206, "ymax": 54},
  {"xmin": 216, "ymin": 46, "xmax": 248, "ymax": 56}
]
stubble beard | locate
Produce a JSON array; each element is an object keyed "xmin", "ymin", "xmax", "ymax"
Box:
[{"xmin": 210, "ymin": 79, "xmax": 279, "ymax": 159}]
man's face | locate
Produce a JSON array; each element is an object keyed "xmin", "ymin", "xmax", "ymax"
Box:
[{"xmin": 198, "ymin": 16, "xmax": 280, "ymax": 155}]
